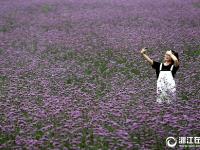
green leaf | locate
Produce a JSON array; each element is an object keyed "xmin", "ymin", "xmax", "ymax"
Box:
[{"xmin": 34, "ymin": 130, "xmax": 44, "ymax": 140}]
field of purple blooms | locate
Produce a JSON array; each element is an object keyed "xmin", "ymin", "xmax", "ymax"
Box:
[{"xmin": 0, "ymin": 0, "xmax": 200, "ymax": 149}]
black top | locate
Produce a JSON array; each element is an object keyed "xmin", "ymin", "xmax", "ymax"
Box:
[{"xmin": 152, "ymin": 61, "xmax": 179, "ymax": 79}]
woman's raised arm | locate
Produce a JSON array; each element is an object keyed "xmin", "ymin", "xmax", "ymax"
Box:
[
  {"xmin": 140, "ymin": 48, "xmax": 153, "ymax": 65},
  {"xmin": 166, "ymin": 50, "xmax": 179, "ymax": 67}
]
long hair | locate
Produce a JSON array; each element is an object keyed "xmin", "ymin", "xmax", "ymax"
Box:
[{"xmin": 171, "ymin": 50, "xmax": 179, "ymax": 64}]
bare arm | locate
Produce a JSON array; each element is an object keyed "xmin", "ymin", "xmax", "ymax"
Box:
[
  {"xmin": 140, "ymin": 48, "xmax": 153, "ymax": 65},
  {"xmin": 167, "ymin": 50, "xmax": 180, "ymax": 67},
  {"xmin": 170, "ymin": 54, "xmax": 179, "ymax": 67}
]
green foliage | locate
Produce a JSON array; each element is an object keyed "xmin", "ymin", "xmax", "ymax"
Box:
[
  {"xmin": 33, "ymin": 121, "xmax": 43, "ymax": 130},
  {"xmin": 0, "ymin": 19, "xmax": 16, "ymax": 32},
  {"xmin": 78, "ymin": 128, "xmax": 110, "ymax": 150},
  {"xmin": 105, "ymin": 49, "xmax": 114, "ymax": 58},
  {"xmin": 190, "ymin": 49, "xmax": 200, "ymax": 56},
  {"xmin": 21, "ymin": 110, "xmax": 32, "ymax": 122},
  {"xmin": 0, "ymin": 76, "xmax": 7, "ymax": 88},
  {"xmin": 63, "ymin": 140, "xmax": 72, "ymax": 149},
  {"xmin": 0, "ymin": 125, "xmax": 20, "ymax": 145},
  {"xmin": 183, "ymin": 42, "xmax": 200, "ymax": 59},
  {"xmin": 62, "ymin": 50, "xmax": 78, "ymax": 60},
  {"xmin": 115, "ymin": 55, "xmax": 127, "ymax": 64},
  {"xmin": 64, "ymin": 75, "xmax": 84, "ymax": 86},
  {"xmin": 35, "ymin": 96, "xmax": 44, "ymax": 106},
  {"xmin": 21, "ymin": 110, "xmax": 29, "ymax": 118},
  {"xmin": 181, "ymin": 94, "xmax": 189, "ymax": 101},
  {"xmin": 95, "ymin": 90, "xmax": 106, "ymax": 99},
  {"xmin": 104, "ymin": 124, "xmax": 115, "ymax": 132},
  {"xmin": 0, "ymin": 132, "xmax": 15, "ymax": 145},
  {"xmin": 85, "ymin": 67, "xmax": 93, "ymax": 75},
  {"xmin": 34, "ymin": 130, "xmax": 44, "ymax": 140},
  {"xmin": 46, "ymin": 44, "xmax": 61, "ymax": 55},
  {"xmin": 61, "ymin": 49, "xmax": 140, "ymax": 99},
  {"xmin": 28, "ymin": 39, "xmax": 38, "ymax": 53}
]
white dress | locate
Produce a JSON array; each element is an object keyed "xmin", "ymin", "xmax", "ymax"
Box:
[{"xmin": 156, "ymin": 63, "xmax": 176, "ymax": 103}]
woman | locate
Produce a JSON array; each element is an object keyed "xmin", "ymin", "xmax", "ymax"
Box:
[{"xmin": 140, "ymin": 47, "xmax": 180, "ymax": 103}]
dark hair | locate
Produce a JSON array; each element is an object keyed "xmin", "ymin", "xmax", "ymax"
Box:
[{"xmin": 171, "ymin": 50, "xmax": 179, "ymax": 64}]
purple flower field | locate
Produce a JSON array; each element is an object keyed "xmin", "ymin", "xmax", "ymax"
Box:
[{"xmin": 0, "ymin": 0, "xmax": 200, "ymax": 149}]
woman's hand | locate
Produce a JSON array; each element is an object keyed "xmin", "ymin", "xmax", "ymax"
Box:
[
  {"xmin": 140, "ymin": 47, "xmax": 153, "ymax": 65},
  {"xmin": 166, "ymin": 50, "xmax": 173, "ymax": 56},
  {"xmin": 141, "ymin": 47, "xmax": 147, "ymax": 54}
]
